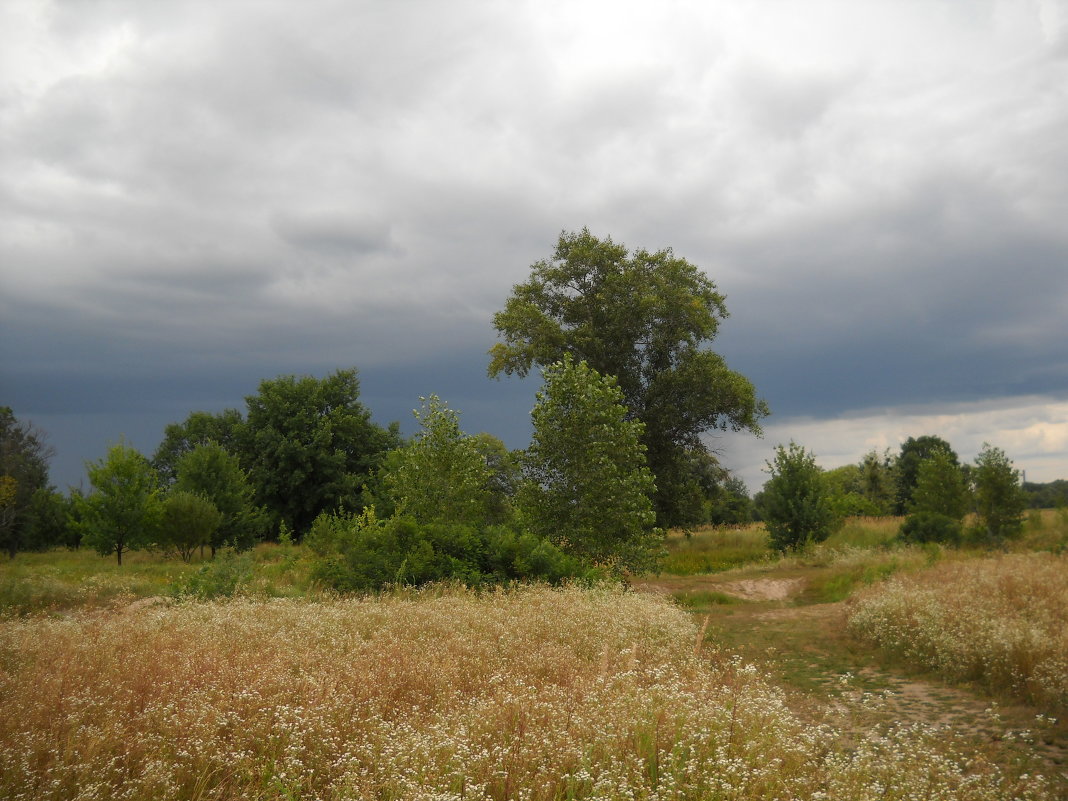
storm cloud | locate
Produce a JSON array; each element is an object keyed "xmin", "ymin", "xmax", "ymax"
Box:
[{"xmin": 2, "ymin": 0, "xmax": 1066, "ymax": 490}]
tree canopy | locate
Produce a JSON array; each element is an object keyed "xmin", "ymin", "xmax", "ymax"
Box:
[
  {"xmin": 489, "ymin": 228, "xmax": 767, "ymax": 528},
  {"xmin": 240, "ymin": 368, "xmax": 401, "ymax": 535},
  {"xmin": 518, "ymin": 356, "xmax": 660, "ymax": 574},
  {"xmin": 895, "ymin": 435, "xmax": 957, "ymax": 514},
  {"xmin": 761, "ymin": 442, "xmax": 839, "ymax": 552},
  {"xmin": 75, "ymin": 441, "xmax": 161, "ymax": 565},
  {"xmin": 972, "ymin": 443, "xmax": 1027, "ymax": 544},
  {"xmin": 0, "ymin": 408, "xmax": 55, "ymax": 557},
  {"xmin": 152, "ymin": 409, "xmax": 244, "ymax": 485},
  {"xmin": 383, "ymin": 395, "xmax": 493, "ymax": 527}
]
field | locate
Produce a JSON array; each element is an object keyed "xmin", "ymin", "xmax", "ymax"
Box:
[{"xmin": 1, "ymin": 513, "xmax": 1066, "ymax": 799}]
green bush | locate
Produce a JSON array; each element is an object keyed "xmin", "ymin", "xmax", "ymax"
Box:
[
  {"xmin": 305, "ymin": 508, "xmax": 596, "ymax": 592},
  {"xmin": 899, "ymin": 512, "xmax": 963, "ymax": 546},
  {"xmin": 170, "ymin": 549, "xmax": 253, "ymax": 599}
]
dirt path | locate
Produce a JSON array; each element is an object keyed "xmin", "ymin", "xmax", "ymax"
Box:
[{"xmin": 634, "ymin": 572, "xmax": 1068, "ymax": 781}]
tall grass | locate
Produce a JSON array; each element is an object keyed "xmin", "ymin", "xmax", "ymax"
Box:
[
  {"xmin": 848, "ymin": 553, "xmax": 1068, "ymax": 711},
  {"xmin": 0, "ymin": 586, "xmax": 1054, "ymax": 800},
  {"xmin": 661, "ymin": 517, "xmax": 906, "ymax": 577},
  {"xmin": 0, "ymin": 544, "xmax": 312, "ymax": 613},
  {"xmin": 660, "ymin": 523, "xmax": 769, "ymax": 574}
]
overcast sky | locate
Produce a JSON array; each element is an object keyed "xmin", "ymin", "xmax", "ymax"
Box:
[{"xmin": 2, "ymin": 0, "xmax": 1067, "ymax": 494}]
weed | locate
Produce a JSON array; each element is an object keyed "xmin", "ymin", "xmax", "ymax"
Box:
[{"xmin": 849, "ymin": 552, "xmax": 1068, "ymax": 712}]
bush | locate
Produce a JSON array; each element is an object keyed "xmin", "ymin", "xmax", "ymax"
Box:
[
  {"xmin": 762, "ymin": 442, "xmax": 840, "ymax": 552},
  {"xmin": 899, "ymin": 511, "xmax": 963, "ymax": 545},
  {"xmin": 170, "ymin": 549, "xmax": 253, "ymax": 599},
  {"xmin": 305, "ymin": 508, "xmax": 595, "ymax": 592}
]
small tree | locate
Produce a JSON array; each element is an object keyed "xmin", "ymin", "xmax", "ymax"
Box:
[
  {"xmin": 972, "ymin": 443, "xmax": 1027, "ymax": 545},
  {"xmin": 175, "ymin": 442, "xmax": 261, "ymax": 555},
  {"xmin": 384, "ymin": 396, "xmax": 494, "ymax": 526},
  {"xmin": 762, "ymin": 442, "xmax": 839, "ymax": 552},
  {"xmin": 518, "ymin": 356, "xmax": 661, "ymax": 574},
  {"xmin": 900, "ymin": 448, "xmax": 970, "ymax": 545},
  {"xmin": 894, "ymin": 435, "xmax": 957, "ymax": 514},
  {"xmin": 152, "ymin": 409, "xmax": 245, "ymax": 486},
  {"xmin": 911, "ymin": 449, "xmax": 970, "ymax": 519},
  {"xmin": 76, "ymin": 442, "xmax": 161, "ymax": 565},
  {"xmin": 159, "ymin": 491, "xmax": 222, "ymax": 562}
]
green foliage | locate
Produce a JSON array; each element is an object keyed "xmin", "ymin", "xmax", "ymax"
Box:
[
  {"xmin": 761, "ymin": 442, "xmax": 840, "ymax": 552},
  {"xmin": 174, "ymin": 442, "xmax": 261, "ymax": 553},
  {"xmin": 471, "ymin": 432, "xmax": 521, "ymax": 525},
  {"xmin": 706, "ymin": 474, "xmax": 753, "ymax": 526},
  {"xmin": 241, "ymin": 368, "xmax": 400, "ymax": 536},
  {"xmin": 824, "ymin": 463, "xmax": 886, "ymax": 517},
  {"xmin": 0, "ymin": 408, "xmax": 54, "ymax": 558},
  {"xmin": 489, "ymin": 228, "xmax": 767, "ymax": 528},
  {"xmin": 518, "ymin": 356, "xmax": 662, "ymax": 574},
  {"xmin": 383, "ymin": 396, "xmax": 493, "ymax": 526},
  {"xmin": 75, "ymin": 442, "xmax": 162, "ymax": 565},
  {"xmin": 158, "ymin": 491, "xmax": 222, "ymax": 562},
  {"xmin": 910, "ymin": 448, "xmax": 969, "ymax": 520},
  {"xmin": 22, "ymin": 488, "xmax": 72, "ymax": 551},
  {"xmin": 170, "ymin": 549, "xmax": 254, "ymax": 599},
  {"xmin": 152, "ymin": 409, "xmax": 244, "ymax": 485},
  {"xmin": 859, "ymin": 448, "xmax": 897, "ymax": 515},
  {"xmin": 305, "ymin": 508, "xmax": 592, "ymax": 592},
  {"xmin": 972, "ymin": 443, "xmax": 1027, "ymax": 545},
  {"xmin": 1022, "ymin": 479, "xmax": 1068, "ymax": 509},
  {"xmin": 894, "ymin": 435, "xmax": 957, "ymax": 514},
  {"xmin": 899, "ymin": 511, "xmax": 963, "ymax": 546}
]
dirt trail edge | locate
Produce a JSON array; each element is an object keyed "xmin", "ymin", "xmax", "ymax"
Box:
[{"xmin": 633, "ymin": 571, "xmax": 1068, "ymax": 781}]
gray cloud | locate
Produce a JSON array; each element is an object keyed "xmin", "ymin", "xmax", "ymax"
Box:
[{"xmin": 2, "ymin": 0, "xmax": 1067, "ymax": 489}]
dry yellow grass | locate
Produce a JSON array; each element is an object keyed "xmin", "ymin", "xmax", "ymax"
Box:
[
  {"xmin": 848, "ymin": 552, "xmax": 1068, "ymax": 711},
  {"xmin": 0, "ymin": 585, "xmax": 1056, "ymax": 800}
]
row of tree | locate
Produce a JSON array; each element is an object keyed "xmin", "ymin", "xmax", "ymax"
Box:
[
  {"xmin": 757, "ymin": 436, "xmax": 1030, "ymax": 551},
  {"xmin": 2, "ymin": 230, "xmax": 1050, "ymax": 577}
]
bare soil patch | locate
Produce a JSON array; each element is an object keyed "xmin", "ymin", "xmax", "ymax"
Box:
[{"xmin": 719, "ymin": 577, "xmax": 803, "ymax": 601}]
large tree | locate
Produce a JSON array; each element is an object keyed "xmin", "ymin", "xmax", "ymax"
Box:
[
  {"xmin": 0, "ymin": 408, "xmax": 55, "ymax": 558},
  {"xmin": 240, "ymin": 368, "xmax": 400, "ymax": 535},
  {"xmin": 518, "ymin": 356, "xmax": 660, "ymax": 574},
  {"xmin": 489, "ymin": 228, "xmax": 767, "ymax": 527}
]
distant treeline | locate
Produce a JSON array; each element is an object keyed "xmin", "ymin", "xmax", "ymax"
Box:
[{"xmin": 1023, "ymin": 479, "xmax": 1068, "ymax": 509}]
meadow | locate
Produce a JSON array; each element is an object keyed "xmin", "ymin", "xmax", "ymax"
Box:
[{"xmin": 1, "ymin": 512, "xmax": 1066, "ymax": 799}]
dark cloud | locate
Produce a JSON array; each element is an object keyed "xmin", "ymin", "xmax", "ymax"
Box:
[{"xmin": 2, "ymin": 0, "xmax": 1067, "ymax": 489}]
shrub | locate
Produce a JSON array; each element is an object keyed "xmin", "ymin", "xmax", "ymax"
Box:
[
  {"xmin": 170, "ymin": 549, "xmax": 253, "ymax": 599},
  {"xmin": 305, "ymin": 508, "xmax": 594, "ymax": 592},
  {"xmin": 899, "ymin": 511, "xmax": 963, "ymax": 545}
]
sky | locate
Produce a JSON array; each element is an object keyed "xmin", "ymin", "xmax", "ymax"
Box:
[{"xmin": 2, "ymin": 0, "xmax": 1067, "ymax": 495}]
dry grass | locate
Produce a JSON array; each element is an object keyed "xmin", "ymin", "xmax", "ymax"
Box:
[
  {"xmin": 0, "ymin": 585, "xmax": 1056, "ymax": 800},
  {"xmin": 848, "ymin": 553, "xmax": 1068, "ymax": 712}
]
